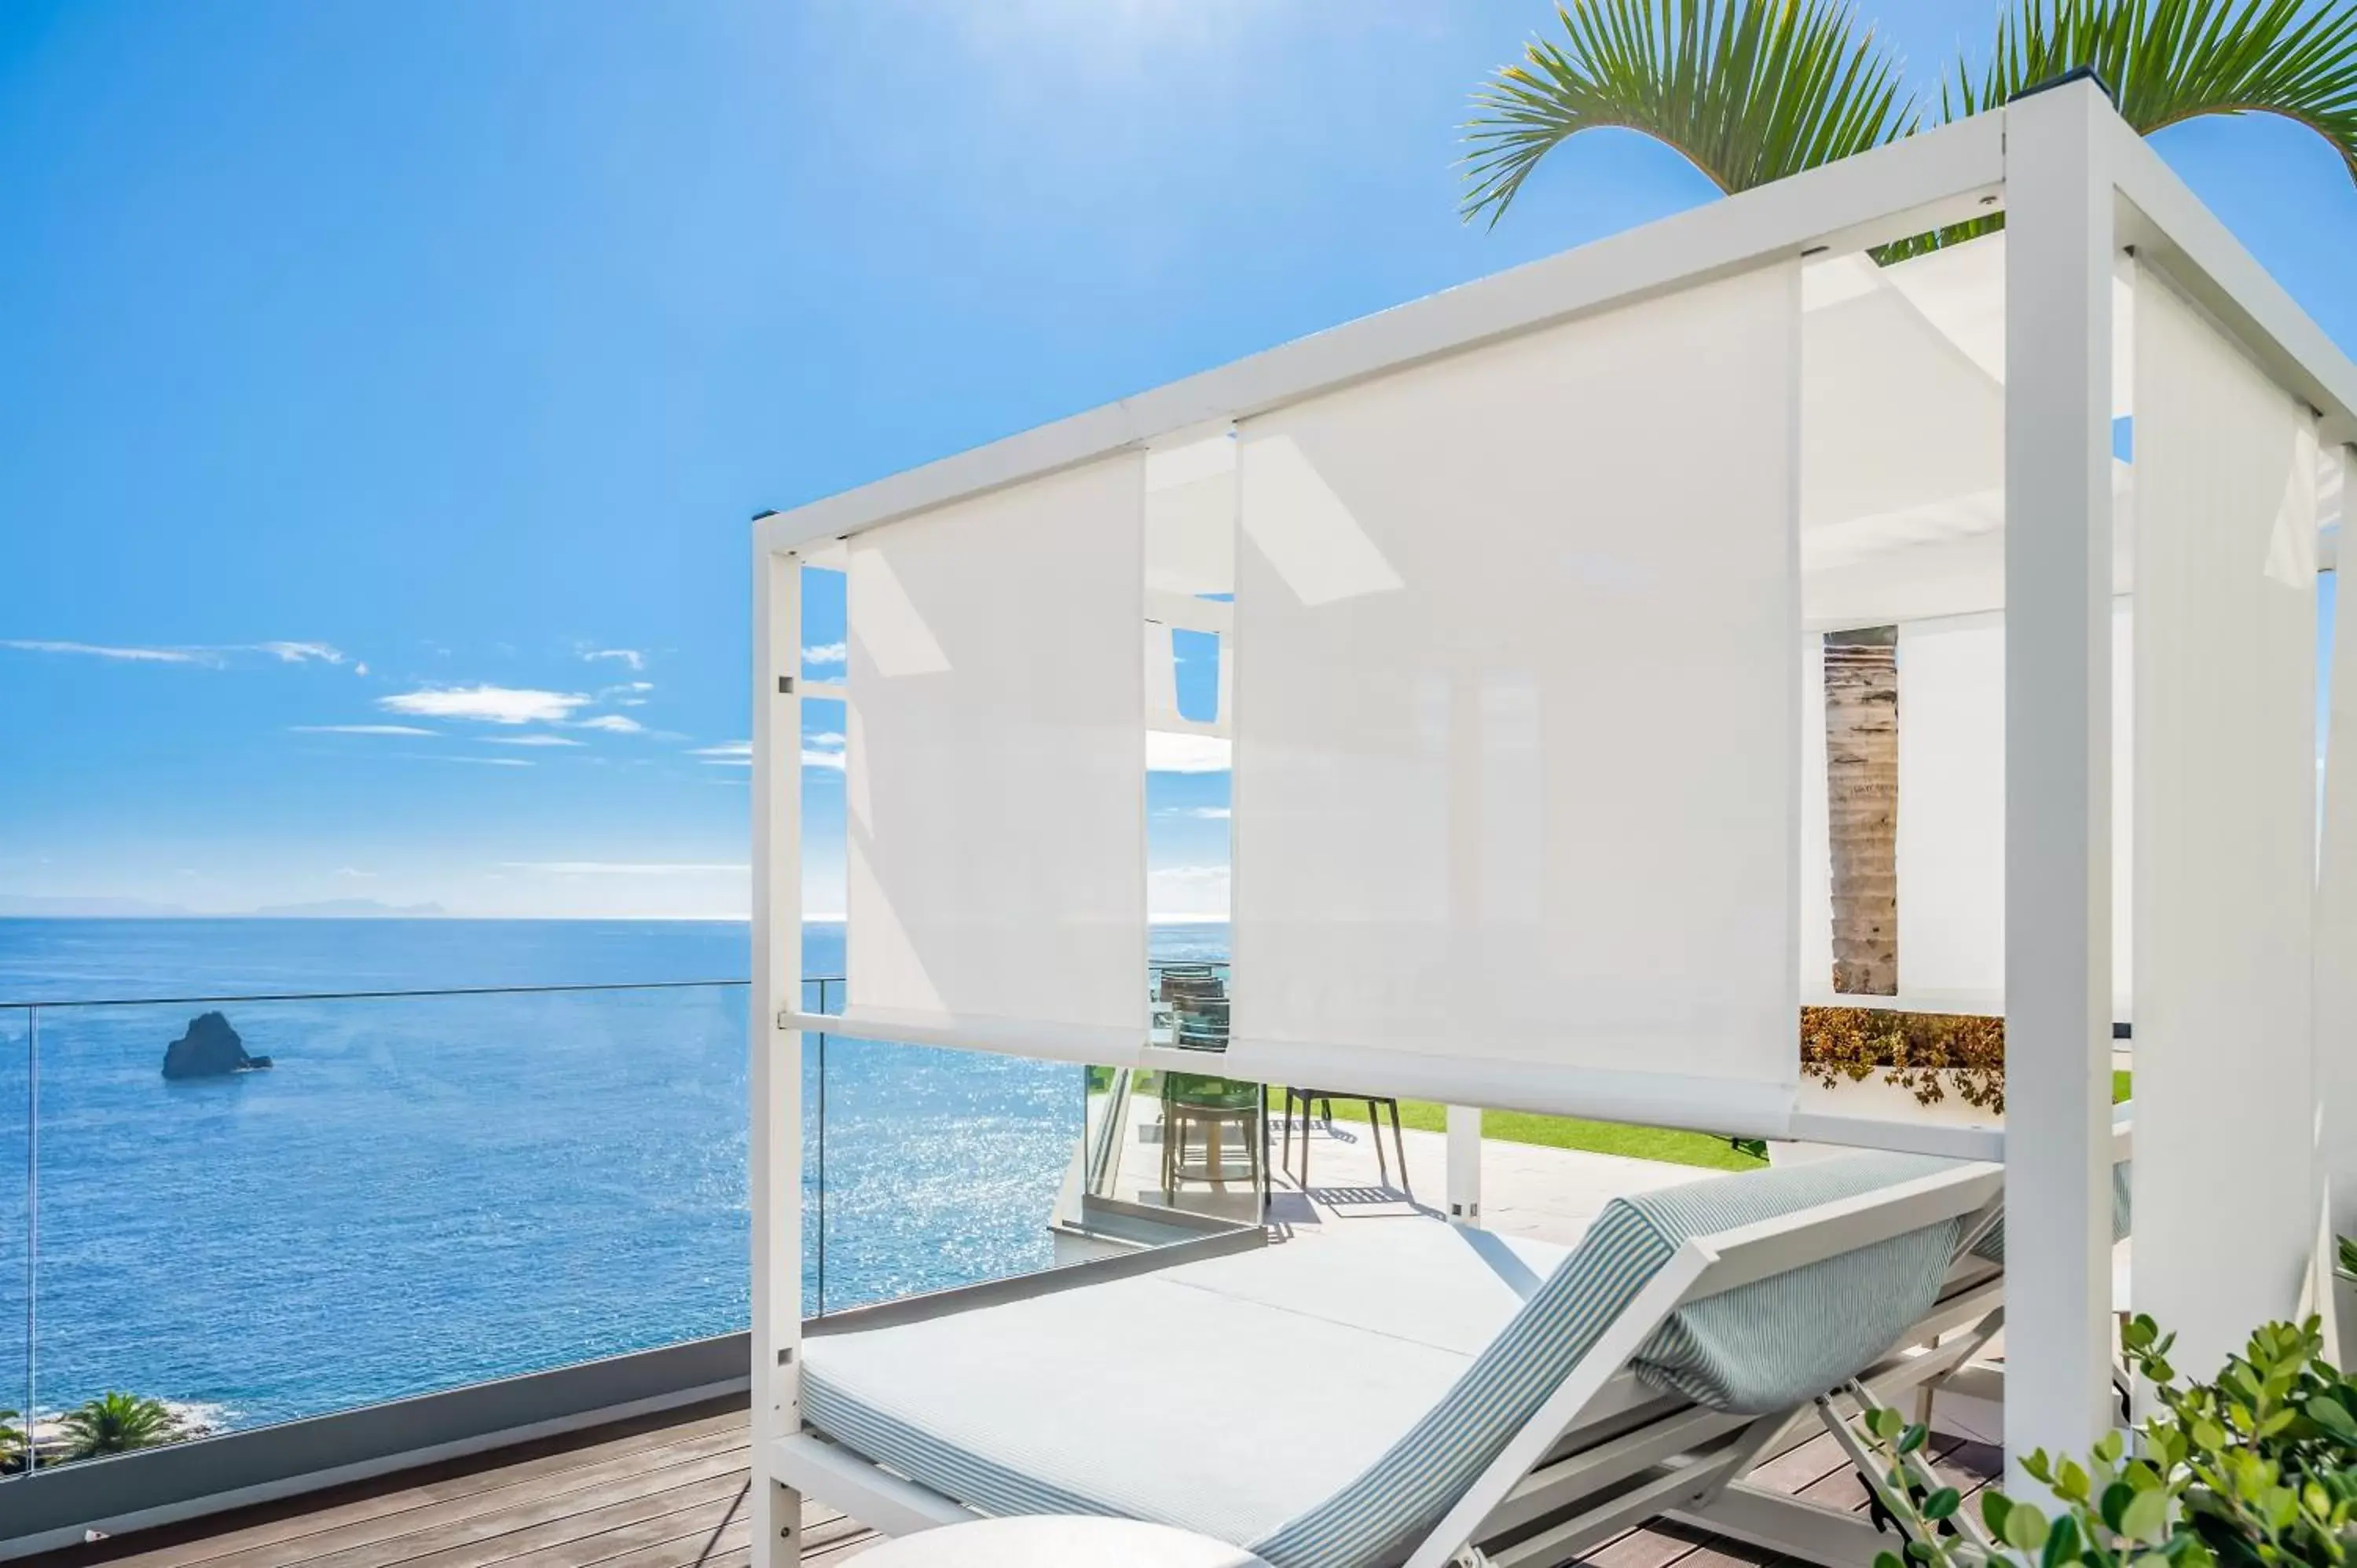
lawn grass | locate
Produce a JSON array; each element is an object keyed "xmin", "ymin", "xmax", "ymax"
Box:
[
  {"xmin": 1153, "ymin": 1068, "xmax": 2130, "ymax": 1178},
  {"xmin": 1272, "ymin": 1088, "xmax": 1767, "ymax": 1172}
]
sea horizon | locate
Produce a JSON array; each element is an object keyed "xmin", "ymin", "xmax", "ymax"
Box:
[{"xmin": 0, "ymin": 914, "xmax": 1229, "ymax": 1434}]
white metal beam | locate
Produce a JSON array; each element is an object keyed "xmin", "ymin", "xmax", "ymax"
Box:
[
  {"xmin": 749, "ymin": 541, "xmax": 805, "ymax": 1568},
  {"xmin": 2001, "ymin": 78, "xmax": 2120, "ymax": 1489},
  {"xmin": 759, "ymin": 115, "xmax": 2006, "ymax": 554},
  {"xmin": 2107, "ymin": 121, "xmax": 2357, "ymax": 449}
]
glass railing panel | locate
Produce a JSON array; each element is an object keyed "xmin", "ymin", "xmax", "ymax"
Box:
[
  {"xmin": 1089, "ymin": 1066, "xmax": 1266, "ymax": 1225},
  {"xmin": 0, "ymin": 1008, "xmax": 26, "ymax": 1475},
  {"xmin": 26, "ymin": 983, "xmax": 762, "ymax": 1448},
  {"xmin": 813, "ymin": 1030, "xmax": 1081, "ymax": 1314}
]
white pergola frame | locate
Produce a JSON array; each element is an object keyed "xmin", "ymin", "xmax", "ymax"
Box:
[{"xmin": 746, "ymin": 79, "xmax": 2357, "ymax": 1563}]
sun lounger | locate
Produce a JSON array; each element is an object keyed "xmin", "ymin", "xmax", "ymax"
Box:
[{"xmin": 775, "ymin": 1151, "xmax": 2016, "ymax": 1567}]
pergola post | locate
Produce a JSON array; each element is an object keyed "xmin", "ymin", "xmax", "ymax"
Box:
[
  {"xmin": 750, "ymin": 540, "xmax": 805, "ymax": 1568},
  {"xmin": 2321, "ymin": 445, "xmax": 2357, "ymax": 1241},
  {"xmin": 1446, "ymin": 1105, "xmax": 1483, "ymax": 1227},
  {"xmin": 2001, "ymin": 77, "xmax": 2119, "ymax": 1486}
]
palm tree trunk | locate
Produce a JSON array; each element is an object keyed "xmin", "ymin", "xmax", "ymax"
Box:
[{"xmin": 1824, "ymin": 632, "xmax": 1897, "ymax": 994}]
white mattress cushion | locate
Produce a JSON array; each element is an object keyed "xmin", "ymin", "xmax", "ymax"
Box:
[{"xmin": 801, "ymin": 1225, "xmax": 1567, "ymax": 1547}]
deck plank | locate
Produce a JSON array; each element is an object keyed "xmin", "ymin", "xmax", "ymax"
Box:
[
  {"xmin": 63, "ymin": 1392, "xmax": 1981, "ymax": 1568},
  {"xmin": 281, "ymin": 1445, "xmax": 753, "ymax": 1568},
  {"xmin": 352, "ymin": 1471, "xmax": 751, "ymax": 1568},
  {"xmin": 86, "ymin": 1406, "xmax": 753, "ymax": 1568}
]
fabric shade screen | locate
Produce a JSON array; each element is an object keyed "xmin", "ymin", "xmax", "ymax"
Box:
[
  {"xmin": 2131, "ymin": 268, "xmax": 2319, "ymax": 1377},
  {"xmin": 1798, "ymin": 233, "xmax": 2135, "ymax": 628},
  {"xmin": 1225, "ymin": 264, "xmax": 1804, "ymax": 1135},
  {"xmin": 1890, "ymin": 608, "xmax": 2134, "ymax": 1017},
  {"xmin": 2319, "ymin": 445, "xmax": 2357, "ymax": 1240},
  {"xmin": 843, "ymin": 452, "xmax": 1149, "ymax": 1064}
]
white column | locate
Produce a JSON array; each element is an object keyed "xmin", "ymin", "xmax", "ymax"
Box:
[
  {"xmin": 2320, "ymin": 446, "xmax": 2357, "ymax": 1239},
  {"xmin": 2002, "ymin": 78, "xmax": 2118, "ymax": 1487},
  {"xmin": 1446, "ymin": 1105, "xmax": 1483, "ymax": 1227},
  {"xmin": 750, "ymin": 539, "xmax": 805, "ymax": 1568}
]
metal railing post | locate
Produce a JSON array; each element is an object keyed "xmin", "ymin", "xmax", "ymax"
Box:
[{"xmin": 24, "ymin": 1005, "xmax": 36, "ymax": 1475}]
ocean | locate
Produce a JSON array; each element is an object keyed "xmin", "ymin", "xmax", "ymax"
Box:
[{"xmin": 0, "ymin": 918, "xmax": 1230, "ymax": 1434}]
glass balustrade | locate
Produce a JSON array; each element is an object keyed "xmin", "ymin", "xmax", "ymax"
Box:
[{"xmin": 0, "ymin": 973, "xmax": 1231, "ymax": 1478}]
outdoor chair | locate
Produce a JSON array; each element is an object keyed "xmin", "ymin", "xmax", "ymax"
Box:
[
  {"xmin": 778, "ymin": 1149, "xmax": 2027, "ymax": 1568},
  {"xmin": 1160, "ymin": 1072, "xmax": 1265, "ymax": 1194},
  {"xmin": 1282, "ymin": 1087, "xmax": 1409, "ymax": 1194}
]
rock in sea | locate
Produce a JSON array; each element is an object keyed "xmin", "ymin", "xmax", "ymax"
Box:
[{"xmin": 161, "ymin": 1011, "xmax": 273, "ymax": 1079}]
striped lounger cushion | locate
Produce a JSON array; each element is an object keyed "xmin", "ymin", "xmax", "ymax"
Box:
[{"xmin": 804, "ymin": 1151, "xmax": 1971, "ymax": 1568}]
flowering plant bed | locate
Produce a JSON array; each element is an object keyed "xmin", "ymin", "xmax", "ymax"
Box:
[{"xmin": 1800, "ymin": 1006, "xmax": 2006, "ymax": 1112}]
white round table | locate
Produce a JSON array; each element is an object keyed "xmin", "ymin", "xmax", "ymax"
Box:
[{"xmin": 856, "ymin": 1516, "xmax": 1272, "ymax": 1567}]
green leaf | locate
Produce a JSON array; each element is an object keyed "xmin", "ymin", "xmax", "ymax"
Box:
[
  {"xmin": 2005, "ymin": 1501, "xmax": 2052, "ymax": 1552},
  {"xmin": 2100, "ymin": 1479, "xmax": 2135, "ymax": 1532},
  {"xmin": 1875, "ymin": 1555, "xmax": 1908, "ymax": 1568},
  {"xmin": 1985, "ymin": 1493, "xmax": 2016, "ymax": 1537},
  {"xmin": 1459, "ymin": 0, "xmax": 1920, "ymax": 225},
  {"xmin": 2056, "ymin": 1458, "xmax": 2092, "ymax": 1504},
  {"xmin": 1900, "ymin": 1423, "xmax": 1930, "ymax": 1455},
  {"xmin": 1923, "ymin": 1486, "xmax": 1962, "ymax": 1521},
  {"xmin": 1958, "ymin": 0, "xmax": 2357, "ymax": 190},
  {"xmin": 2042, "ymin": 1511, "xmax": 2084, "ymax": 1568},
  {"xmin": 2120, "ymin": 1486, "xmax": 2168, "ymax": 1541},
  {"xmin": 2308, "ymin": 1393, "xmax": 2357, "ymax": 1442}
]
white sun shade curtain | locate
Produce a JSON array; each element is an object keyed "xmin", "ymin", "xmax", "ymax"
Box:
[
  {"xmin": 843, "ymin": 452, "xmax": 1149, "ymax": 1064},
  {"xmin": 1891, "ymin": 608, "xmax": 2135, "ymax": 1017},
  {"xmin": 2132, "ymin": 268, "xmax": 2320, "ymax": 1377},
  {"xmin": 1225, "ymin": 264, "xmax": 1804, "ymax": 1133},
  {"xmin": 2319, "ymin": 445, "xmax": 2357, "ymax": 1240},
  {"xmin": 1798, "ymin": 233, "xmax": 2135, "ymax": 629}
]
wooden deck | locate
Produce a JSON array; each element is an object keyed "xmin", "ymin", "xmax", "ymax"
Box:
[{"xmin": 53, "ymin": 1396, "xmax": 1998, "ymax": 1568}]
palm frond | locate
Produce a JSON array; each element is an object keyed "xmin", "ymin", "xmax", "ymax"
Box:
[
  {"xmin": 1951, "ymin": 0, "xmax": 2357, "ymax": 184},
  {"xmin": 1461, "ymin": 0, "xmax": 1919, "ymax": 227}
]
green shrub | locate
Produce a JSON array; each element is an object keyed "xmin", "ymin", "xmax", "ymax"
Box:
[
  {"xmin": 1856, "ymin": 1313, "xmax": 2357, "ymax": 1566},
  {"xmin": 58, "ymin": 1391, "xmax": 181, "ymax": 1460}
]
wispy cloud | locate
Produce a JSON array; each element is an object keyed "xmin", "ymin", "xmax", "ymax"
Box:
[
  {"xmin": 254, "ymin": 641, "xmax": 346, "ymax": 665},
  {"xmin": 5, "ymin": 638, "xmax": 351, "ymax": 668},
  {"xmin": 292, "ymin": 724, "xmax": 436, "ymax": 736},
  {"xmin": 691, "ymin": 740, "xmax": 753, "ymax": 767},
  {"xmin": 434, "ymin": 756, "xmax": 535, "ymax": 768},
  {"xmin": 602, "ymin": 680, "xmax": 654, "ymax": 707},
  {"xmin": 380, "ymin": 685, "xmax": 590, "ymax": 725},
  {"xmin": 803, "ymin": 731, "xmax": 846, "ymax": 771},
  {"xmin": 500, "ymin": 861, "xmax": 749, "ymax": 875},
  {"xmin": 583, "ymin": 648, "xmax": 646, "ymax": 671},
  {"xmin": 2, "ymin": 639, "xmax": 208, "ymax": 664},
  {"xmin": 575, "ymin": 713, "xmax": 643, "ymax": 734},
  {"xmin": 803, "ymin": 641, "xmax": 847, "ymax": 666},
  {"xmin": 334, "ymin": 866, "xmax": 377, "ymax": 879},
  {"xmin": 1172, "ymin": 806, "xmax": 1231, "ymax": 819},
  {"xmin": 1146, "ymin": 732, "xmax": 1232, "ymax": 774},
  {"xmin": 484, "ymin": 735, "xmax": 582, "ymax": 748}
]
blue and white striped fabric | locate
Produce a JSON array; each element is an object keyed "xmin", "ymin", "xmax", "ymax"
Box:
[
  {"xmin": 1248, "ymin": 1152, "xmax": 1964, "ymax": 1568},
  {"xmin": 1970, "ymin": 1160, "xmax": 2131, "ymax": 1264},
  {"xmin": 803, "ymin": 1152, "xmax": 1974, "ymax": 1568}
]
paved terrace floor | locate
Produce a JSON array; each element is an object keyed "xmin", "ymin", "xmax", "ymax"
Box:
[{"xmin": 55, "ymin": 1392, "xmax": 2000, "ymax": 1568}]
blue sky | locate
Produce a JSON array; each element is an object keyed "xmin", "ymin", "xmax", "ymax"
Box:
[{"xmin": 1, "ymin": 2, "xmax": 2352, "ymax": 919}]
